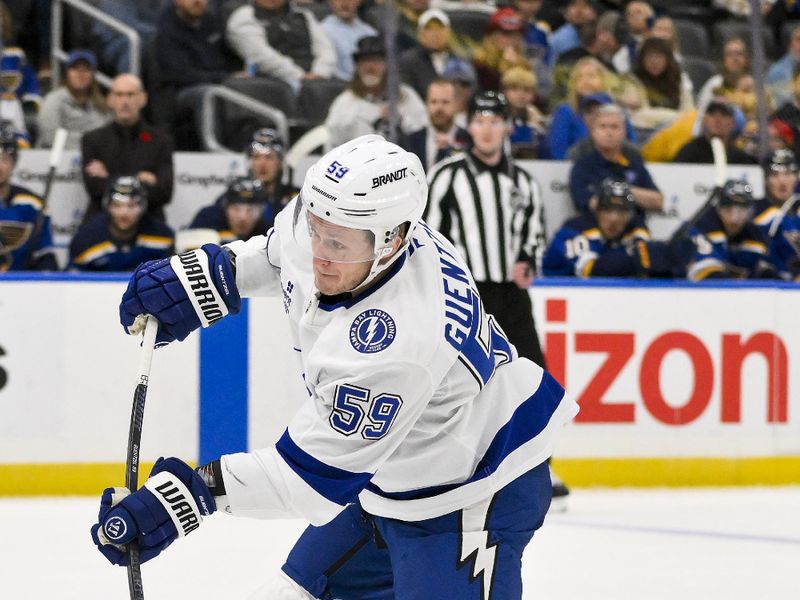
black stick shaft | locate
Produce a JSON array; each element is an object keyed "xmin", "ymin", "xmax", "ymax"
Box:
[{"xmin": 124, "ymin": 317, "xmax": 159, "ymax": 600}]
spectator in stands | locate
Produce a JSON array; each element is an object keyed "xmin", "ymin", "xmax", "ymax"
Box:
[
  {"xmin": 69, "ymin": 176, "xmax": 174, "ymax": 271},
  {"xmin": 566, "ymin": 93, "xmax": 640, "ymax": 160},
  {"xmin": 472, "ymin": 8, "xmax": 532, "ymax": 93},
  {"xmin": 772, "ymin": 64, "xmax": 800, "ymax": 156},
  {"xmin": 156, "ymin": 0, "xmax": 243, "ymax": 150},
  {"xmin": 226, "ymin": 0, "xmax": 335, "ymax": 95},
  {"xmin": 623, "ymin": 1, "xmax": 653, "ymax": 46},
  {"xmin": 549, "ymin": 0, "xmax": 599, "ymax": 67},
  {"xmin": 1, "ymin": 47, "xmax": 41, "ymax": 111},
  {"xmin": 36, "ymin": 50, "xmax": 109, "ymax": 150},
  {"xmin": 320, "ymin": 0, "xmax": 377, "ymax": 81},
  {"xmin": 188, "ymin": 176, "xmax": 270, "ymax": 245},
  {"xmin": 244, "ymin": 128, "xmax": 298, "ymax": 225},
  {"xmin": 696, "ymin": 37, "xmax": 750, "ymax": 113},
  {"xmin": 673, "ymin": 97, "xmax": 757, "ymax": 165},
  {"xmin": 647, "ymin": 15, "xmax": 682, "ymax": 61},
  {"xmin": 403, "ymin": 78, "xmax": 469, "ymax": 171},
  {"xmin": 712, "ymin": 0, "xmax": 777, "ymax": 18},
  {"xmin": 686, "ymin": 179, "xmax": 780, "ymax": 281},
  {"xmin": 641, "ymin": 108, "xmax": 699, "ymax": 162},
  {"xmin": 399, "ymin": 9, "xmax": 474, "ymax": 102},
  {"xmin": 515, "ymin": 0, "xmax": 551, "ymax": 65},
  {"xmin": 766, "ymin": 24, "xmax": 800, "ymax": 108},
  {"xmin": 627, "ymin": 37, "xmax": 694, "ymax": 130},
  {"xmin": 550, "ymin": 11, "xmax": 629, "ymax": 107},
  {"xmin": 569, "ymin": 103, "xmax": 663, "ymax": 213},
  {"xmin": 93, "ymin": 0, "xmax": 158, "ymax": 75},
  {"xmin": 395, "ymin": 0, "xmax": 431, "ymax": 52},
  {"xmin": 0, "ymin": 122, "xmax": 56, "ymax": 271},
  {"xmin": 543, "ymin": 179, "xmax": 659, "ymax": 278},
  {"xmin": 0, "ymin": 50, "xmax": 29, "ymax": 142},
  {"xmin": 502, "ymin": 66, "xmax": 548, "ymax": 159},
  {"xmin": 547, "ymin": 57, "xmax": 636, "ymax": 160},
  {"xmin": 81, "ymin": 74, "xmax": 175, "ymax": 221},
  {"xmin": 325, "ymin": 35, "xmax": 427, "ymax": 147}
]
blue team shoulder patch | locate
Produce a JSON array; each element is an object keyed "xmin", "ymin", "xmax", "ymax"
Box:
[{"xmin": 349, "ymin": 309, "xmax": 396, "ymax": 354}]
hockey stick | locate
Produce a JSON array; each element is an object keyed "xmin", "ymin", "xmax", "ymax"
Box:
[
  {"xmin": 670, "ymin": 137, "xmax": 727, "ymax": 243},
  {"xmin": 768, "ymin": 193, "xmax": 800, "ymax": 239},
  {"xmin": 124, "ymin": 315, "xmax": 159, "ymax": 600},
  {"xmin": 20, "ymin": 127, "xmax": 68, "ymax": 268}
]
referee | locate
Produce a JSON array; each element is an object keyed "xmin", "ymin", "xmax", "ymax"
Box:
[
  {"xmin": 425, "ymin": 91, "xmax": 546, "ymax": 367},
  {"xmin": 425, "ymin": 91, "xmax": 570, "ymax": 505}
]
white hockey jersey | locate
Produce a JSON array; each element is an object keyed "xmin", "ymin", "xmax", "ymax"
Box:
[{"xmin": 220, "ymin": 199, "xmax": 578, "ymax": 525}]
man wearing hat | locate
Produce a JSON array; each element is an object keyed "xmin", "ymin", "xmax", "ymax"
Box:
[
  {"xmin": 673, "ymin": 98, "xmax": 758, "ymax": 165},
  {"xmin": 37, "ymin": 50, "xmax": 110, "ymax": 149},
  {"xmin": 399, "ymin": 8, "xmax": 475, "ymax": 101},
  {"xmin": 325, "ymin": 35, "xmax": 427, "ymax": 147}
]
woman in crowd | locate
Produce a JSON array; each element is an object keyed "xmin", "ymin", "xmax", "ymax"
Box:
[
  {"xmin": 501, "ymin": 66, "xmax": 549, "ymax": 159},
  {"xmin": 546, "ymin": 56, "xmax": 636, "ymax": 159},
  {"xmin": 36, "ymin": 50, "xmax": 109, "ymax": 149},
  {"xmin": 627, "ymin": 37, "xmax": 694, "ymax": 130}
]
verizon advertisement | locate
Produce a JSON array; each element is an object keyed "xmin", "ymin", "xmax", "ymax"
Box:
[{"xmin": 531, "ymin": 283, "xmax": 799, "ymax": 458}]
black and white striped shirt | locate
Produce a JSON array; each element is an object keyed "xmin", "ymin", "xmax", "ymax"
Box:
[{"xmin": 424, "ymin": 152, "xmax": 546, "ymax": 283}]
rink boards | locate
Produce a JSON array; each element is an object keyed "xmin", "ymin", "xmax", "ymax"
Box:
[{"xmin": 0, "ymin": 275, "xmax": 798, "ymax": 495}]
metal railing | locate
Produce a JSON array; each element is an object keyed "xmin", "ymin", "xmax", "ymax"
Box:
[
  {"xmin": 51, "ymin": 0, "xmax": 141, "ymax": 88},
  {"xmin": 199, "ymin": 85, "xmax": 289, "ymax": 153}
]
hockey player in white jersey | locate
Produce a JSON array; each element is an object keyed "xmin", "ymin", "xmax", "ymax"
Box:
[{"xmin": 91, "ymin": 135, "xmax": 578, "ymax": 599}]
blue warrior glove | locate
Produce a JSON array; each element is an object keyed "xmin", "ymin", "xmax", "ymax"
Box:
[
  {"xmin": 120, "ymin": 244, "xmax": 240, "ymax": 346},
  {"xmin": 90, "ymin": 457, "xmax": 216, "ymax": 566}
]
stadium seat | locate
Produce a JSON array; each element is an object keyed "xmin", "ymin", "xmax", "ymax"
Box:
[
  {"xmin": 682, "ymin": 56, "xmax": 718, "ymax": 96},
  {"xmin": 223, "ymin": 76, "xmax": 295, "ymax": 119},
  {"xmin": 297, "ymin": 79, "xmax": 348, "ymax": 128},
  {"xmin": 305, "ymin": 2, "xmax": 332, "ymax": 22},
  {"xmin": 674, "ymin": 20, "xmax": 711, "ymax": 59},
  {"xmin": 712, "ymin": 19, "xmax": 777, "ymax": 60},
  {"xmin": 446, "ymin": 10, "xmax": 491, "ymax": 43}
]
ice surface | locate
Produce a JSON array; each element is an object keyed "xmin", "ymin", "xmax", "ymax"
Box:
[{"xmin": 4, "ymin": 487, "xmax": 798, "ymax": 599}]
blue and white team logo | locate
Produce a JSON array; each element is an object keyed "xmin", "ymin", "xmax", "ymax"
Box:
[
  {"xmin": 104, "ymin": 515, "xmax": 128, "ymax": 541},
  {"xmin": 350, "ymin": 309, "xmax": 396, "ymax": 354}
]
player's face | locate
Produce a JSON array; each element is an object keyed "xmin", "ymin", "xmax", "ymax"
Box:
[
  {"xmin": 468, "ymin": 113, "xmax": 508, "ymax": 158},
  {"xmin": 0, "ymin": 152, "xmax": 15, "ymax": 184},
  {"xmin": 108, "ymin": 198, "xmax": 143, "ymax": 233},
  {"xmin": 596, "ymin": 207, "xmax": 632, "ymax": 240},
  {"xmin": 307, "ymin": 213, "xmax": 376, "ymax": 294},
  {"xmin": 767, "ymin": 170, "xmax": 798, "ymax": 203},
  {"xmin": 250, "ymin": 151, "xmax": 282, "ymax": 185},
  {"xmin": 717, "ymin": 205, "xmax": 752, "ymax": 237},
  {"xmin": 225, "ymin": 203, "xmax": 262, "ymax": 238}
]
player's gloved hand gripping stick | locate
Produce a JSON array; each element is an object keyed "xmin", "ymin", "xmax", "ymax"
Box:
[{"xmin": 120, "ymin": 244, "xmax": 240, "ymax": 346}]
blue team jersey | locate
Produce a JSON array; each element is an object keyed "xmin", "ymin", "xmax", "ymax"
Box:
[
  {"xmin": 753, "ymin": 197, "xmax": 800, "ymax": 278},
  {"xmin": 69, "ymin": 213, "xmax": 174, "ymax": 271},
  {"xmin": 542, "ymin": 213, "xmax": 650, "ymax": 277},
  {"xmin": 0, "ymin": 184, "xmax": 55, "ymax": 271},
  {"xmin": 687, "ymin": 210, "xmax": 778, "ymax": 281},
  {"xmin": 189, "ymin": 204, "xmax": 270, "ymax": 244}
]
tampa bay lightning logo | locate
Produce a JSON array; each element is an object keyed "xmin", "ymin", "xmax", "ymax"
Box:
[
  {"xmin": 350, "ymin": 309, "xmax": 396, "ymax": 354},
  {"xmin": 104, "ymin": 515, "xmax": 128, "ymax": 542}
]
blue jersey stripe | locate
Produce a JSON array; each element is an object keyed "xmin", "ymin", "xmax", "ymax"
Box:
[
  {"xmin": 276, "ymin": 430, "xmax": 372, "ymax": 505},
  {"xmin": 366, "ymin": 372, "xmax": 565, "ymax": 501}
]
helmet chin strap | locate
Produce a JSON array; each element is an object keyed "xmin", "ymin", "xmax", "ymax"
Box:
[{"xmin": 348, "ymin": 230, "xmax": 410, "ymax": 294}]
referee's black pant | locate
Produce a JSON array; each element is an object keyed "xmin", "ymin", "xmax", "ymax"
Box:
[{"xmin": 476, "ymin": 281, "xmax": 546, "ymax": 369}]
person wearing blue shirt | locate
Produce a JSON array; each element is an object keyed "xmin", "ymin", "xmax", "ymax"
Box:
[
  {"xmin": 543, "ymin": 179, "xmax": 688, "ymax": 278},
  {"xmin": 548, "ymin": 0, "xmax": 599, "ymax": 67},
  {"xmin": 687, "ymin": 180, "xmax": 781, "ymax": 282},
  {"xmin": 0, "ymin": 124, "xmax": 56, "ymax": 271},
  {"xmin": 568, "ymin": 103, "xmax": 662, "ymax": 214},
  {"xmin": 69, "ymin": 176, "xmax": 174, "ymax": 271},
  {"xmin": 320, "ymin": 0, "xmax": 377, "ymax": 81}
]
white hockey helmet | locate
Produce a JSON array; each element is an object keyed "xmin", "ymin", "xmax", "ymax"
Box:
[{"xmin": 295, "ymin": 135, "xmax": 427, "ymax": 279}]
